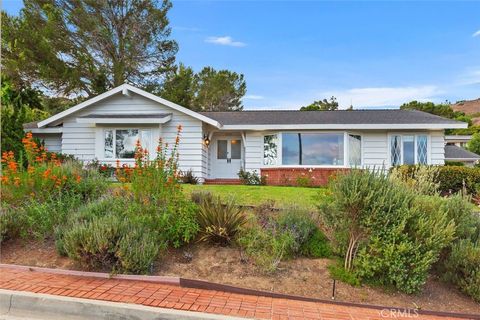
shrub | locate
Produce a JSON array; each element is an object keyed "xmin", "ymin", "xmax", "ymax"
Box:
[
  {"xmin": 197, "ymin": 196, "xmax": 247, "ymax": 245},
  {"xmin": 445, "ymin": 161, "xmax": 465, "ymax": 166},
  {"xmin": 237, "ymin": 222, "xmax": 296, "ymax": 273},
  {"xmin": 296, "ymin": 175, "xmax": 312, "ymax": 187},
  {"xmin": 238, "ymin": 169, "xmax": 265, "ymax": 185},
  {"xmin": 443, "ymin": 240, "xmax": 480, "ymax": 302},
  {"xmin": 437, "ymin": 166, "xmax": 480, "ymax": 195},
  {"xmin": 237, "ymin": 207, "xmax": 328, "ymax": 272},
  {"xmin": 190, "ymin": 190, "xmax": 213, "ymax": 205},
  {"xmin": 392, "ymin": 165, "xmax": 480, "ymax": 195},
  {"xmin": 1, "ymin": 133, "xmax": 107, "ymax": 205},
  {"xmin": 112, "ymin": 125, "xmax": 199, "ymax": 248},
  {"xmin": 320, "ymin": 169, "xmax": 455, "ymax": 293},
  {"xmin": 180, "ymin": 169, "xmax": 199, "ymax": 184},
  {"xmin": 328, "ymin": 263, "xmax": 361, "ymax": 287},
  {"xmin": 276, "ymin": 208, "xmax": 318, "ymax": 253},
  {"xmin": 62, "ymin": 214, "xmax": 164, "ymax": 274},
  {"xmin": 300, "ymin": 228, "xmax": 331, "ymax": 258},
  {"xmin": 390, "ymin": 165, "xmax": 439, "ymax": 196}
]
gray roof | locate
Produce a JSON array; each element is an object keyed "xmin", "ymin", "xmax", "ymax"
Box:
[
  {"xmin": 23, "ymin": 121, "xmax": 40, "ymax": 129},
  {"xmin": 445, "ymin": 145, "xmax": 480, "ymax": 160},
  {"xmin": 200, "ymin": 110, "xmax": 463, "ymax": 126},
  {"xmin": 79, "ymin": 113, "xmax": 171, "ymax": 119}
]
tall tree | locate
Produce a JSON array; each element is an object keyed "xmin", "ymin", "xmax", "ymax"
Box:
[
  {"xmin": 400, "ymin": 101, "xmax": 463, "ymax": 119},
  {"xmin": 300, "ymin": 96, "xmax": 338, "ymax": 111},
  {"xmin": 1, "ymin": 77, "xmax": 49, "ymax": 156},
  {"xmin": 159, "ymin": 66, "xmax": 246, "ymax": 111},
  {"xmin": 467, "ymin": 133, "xmax": 480, "ymax": 155},
  {"xmin": 194, "ymin": 67, "xmax": 246, "ymax": 111},
  {"xmin": 2, "ymin": 0, "xmax": 178, "ymax": 97},
  {"xmin": 159, "ymin": 64, "xmax": 196, "ymax": 109}
]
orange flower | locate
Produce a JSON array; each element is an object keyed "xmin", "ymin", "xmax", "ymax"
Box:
[
  {"xmin": 75, "ymin": 174, "xmax": 81, "ymax": 183},
  {"xmin": 13, "ymin": 177, "xmax": 21, "ymax": 186},
  {"xmin": 43, "ymin": 169, "xmax": 52, "ymax": 179},
  {"xmin": 1, "ymin": 176, "xmax": 9, "ymax": 184},
  {"xmin": 7, "ymin": 160, "xmax": 18, "ymax": 172}
]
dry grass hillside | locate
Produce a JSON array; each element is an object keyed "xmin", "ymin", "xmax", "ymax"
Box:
[{"xmin": 452, "ymin": 98, "xmax": 480, "ymax": 125}]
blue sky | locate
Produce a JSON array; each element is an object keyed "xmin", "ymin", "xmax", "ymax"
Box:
[{"xmin": 3, "ymin": 1, "xmax": 480, "ymax": 110}]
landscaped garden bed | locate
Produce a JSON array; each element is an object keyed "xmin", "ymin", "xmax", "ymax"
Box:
[
  {"xmin": 1, "ymin": 132, "xmax": 479, "ymax": 315},
  {"xmin": 2, "ymin": 239, "xmax": 479, "ymax": 314}
]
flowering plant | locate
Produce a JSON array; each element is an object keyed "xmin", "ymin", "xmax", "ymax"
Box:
[{"xmin": 2, "ymin": 132, "xmax": 84, "ymax": 204}]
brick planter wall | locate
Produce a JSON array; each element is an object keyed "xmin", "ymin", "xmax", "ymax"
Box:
[{"xmin": 260, "ymin": 167, "xmax": 349, "ymax": 186}]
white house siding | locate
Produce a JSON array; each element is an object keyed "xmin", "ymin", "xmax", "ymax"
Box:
[
  {"xmin": 244, "ymin": 132, "xmax": 263, "ymax": 173},
  {"xmin": 430, "ymin": 130, "xmax": 445, "ymax": 165},
  {"xmin": 35, "ymin": 133, "xmax": 62, "ymax": 153},
  {"xmin": 60, "ymin": 92, "xmax": 205, "ymax": 180},
  {"xmin": 362, "ymin": 132, "xmax": 389, "ymax": 169}
]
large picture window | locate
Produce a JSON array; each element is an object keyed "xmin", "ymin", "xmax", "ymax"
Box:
[
  {"xmin": 390, "ymin": 134, "xmax": 428, "ymax": 166},
  {"xmin": 104, "ymin": 129, "xmax": 151, "ymax": 159},
  {"xmin": 281, "ymin": 133, "xmax": 344, "ymax": 166}
]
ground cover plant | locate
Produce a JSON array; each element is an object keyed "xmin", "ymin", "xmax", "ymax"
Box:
[{"xmin": 237, "ymin": 206, "xmax": 331, "ymax": 273}]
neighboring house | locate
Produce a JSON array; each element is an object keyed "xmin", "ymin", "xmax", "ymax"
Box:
[
  {"xmin": 444, "ymin": 135, "xmax": 480, "ymax": 166},
  {"xmin": 444, "ymin": 135, "xmax": 472, "ymax": 148},
  {"xmin": 444, "ymin": 145, "xmax": 480, "ymax": 166},
  {"xmin": 24, "ymin": 84, "xmax": 467, "ymax": 185}
]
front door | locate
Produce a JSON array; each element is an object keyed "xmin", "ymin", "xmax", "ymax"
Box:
[{"xmin": 214, "ymin": 137, "xmax": 242, "ymax": 178}]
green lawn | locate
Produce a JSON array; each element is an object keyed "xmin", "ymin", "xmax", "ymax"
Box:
[{"xmin": 182, "ymin": 184, "xmax": 325, "ymax": 210}]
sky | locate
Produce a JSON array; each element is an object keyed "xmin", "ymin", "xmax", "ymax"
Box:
[{"xmin": 3, "ymin": 1, "xmax": 480, "ymax": 110}]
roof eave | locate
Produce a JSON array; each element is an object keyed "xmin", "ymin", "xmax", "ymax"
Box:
[
  {"xmin": 220, "ymin": 123, "xmax": 468, "ymax": 131},
  {"xmin": 37, "ymin": 84, "xmax": 222, "ymax": 129}
]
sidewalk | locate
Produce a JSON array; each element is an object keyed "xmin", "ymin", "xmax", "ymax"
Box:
[{"xmin": 0, "ymin": 265, "xmax": 475, "ymax": 320}]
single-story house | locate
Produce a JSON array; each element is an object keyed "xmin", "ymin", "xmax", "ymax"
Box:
[
  {"xmin": 444, "ymin": 145, "xmax": 480, "ymax": 167},
  {"xmin": 24, "ymin": 84, "xmax": 468, "ymax": 185}
]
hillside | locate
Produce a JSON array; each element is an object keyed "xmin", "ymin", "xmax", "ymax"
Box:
[{"xmin": 451, "ymin": 98, "xmax": 480, "ymax": 125}]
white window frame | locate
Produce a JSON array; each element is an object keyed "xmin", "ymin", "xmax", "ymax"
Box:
[
  {"xmin": 98, "ymin": 127, "xmax": 153, "ymax": 161},
  {"xmin": 388, "ymin": 133, "xmax": 431, "ymax": 166},
  {"xmin": 262, "ymin": 131, "xmax": 354, "ymax": 168}
]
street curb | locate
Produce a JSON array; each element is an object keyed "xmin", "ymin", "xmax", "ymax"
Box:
[{"xmin": 0, "ymin": 289, "xmax": 247, "ymax": 320}]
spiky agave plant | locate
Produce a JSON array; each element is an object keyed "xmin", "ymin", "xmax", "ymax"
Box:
[{"xmin": 197, "ymin": 196, "xmax": 247, "ymax": 245}]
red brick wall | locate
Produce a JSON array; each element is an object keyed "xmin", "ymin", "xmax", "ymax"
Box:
[{"xmin": 260, "ymin": 167, "xmax": 349, "ymax": 187}]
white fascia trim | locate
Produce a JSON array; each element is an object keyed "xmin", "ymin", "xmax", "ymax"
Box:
[
  {"xmin": 24, "ymin": 128, "xmax": 63, "ymax": 133},
  {"xmin": 445, "ymin": 158, "xmax": 480, "ymax": 161},
  {"xmin": 221, "ymin": 123, "xmax": 467, "ymax": 130},
  {"xmin": 37, "ymin": 84, "xmax": 221, "ymax": 129},
  {"xmin": 124, "ymin": 85, "xmax": 221, "ymax": 128},
  {"xmin": 77, "ymin": 115, "xmax": 172, "ymax": 124}
]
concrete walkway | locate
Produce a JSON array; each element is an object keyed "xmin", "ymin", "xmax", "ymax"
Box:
[{"xmin": 0, "ymin": 266, "xmax": 475, "ymax": 320}]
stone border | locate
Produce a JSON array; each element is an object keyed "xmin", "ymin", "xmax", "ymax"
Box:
[{"xmin": 0, "ymin": 264, "xmax": 179, "ymax": 286}]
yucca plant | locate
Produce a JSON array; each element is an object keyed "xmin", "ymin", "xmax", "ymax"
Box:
[{"xmin": 197, "ymin": 196, "xmax": 247, "ymax": 245}]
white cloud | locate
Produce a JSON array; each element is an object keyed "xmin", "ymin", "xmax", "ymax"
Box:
[
  {"xmin": 322, "ymin": 86, "xmax": 442, "ymax": 108},
  {"xmin": 244, "ymin": 95, "xmax": 264, "ymax": 100},
  {"xmin": 473, "ymin": 30, "xmax": 480, "ymax": 37},
  {"xmin": 205, "ymin": 36, "xmax": 246, "ymax": 47},
  {"xmin": 457, "ymin": 68, "xmax": 480, "ymax": 85}
]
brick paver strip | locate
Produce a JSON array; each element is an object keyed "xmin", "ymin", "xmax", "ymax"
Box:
[{"xmin": 0, "ymin": 265, "xmax": 477, "ymax": 320}]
